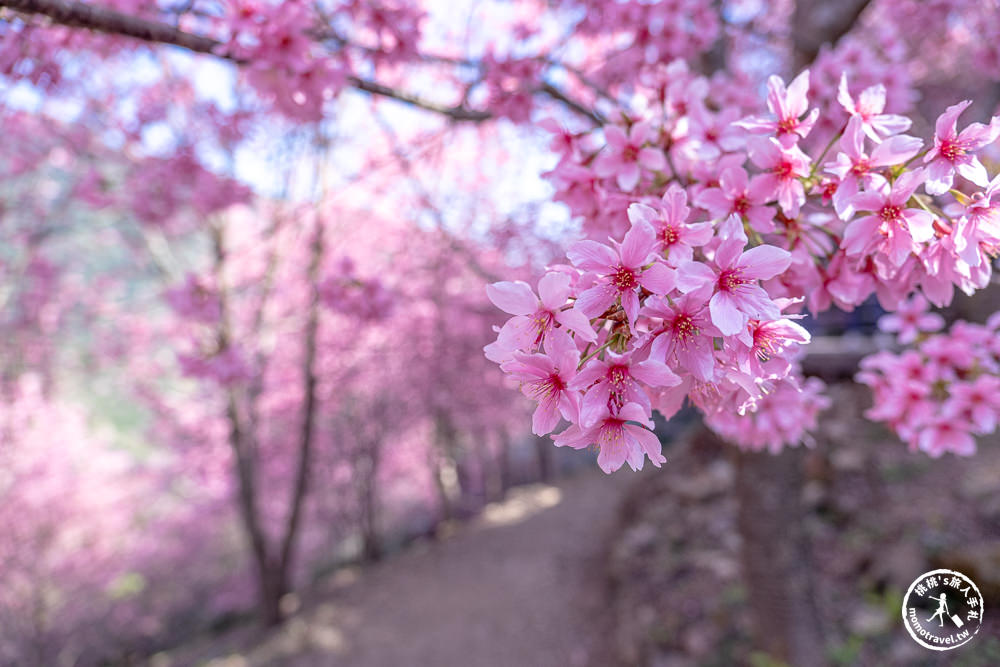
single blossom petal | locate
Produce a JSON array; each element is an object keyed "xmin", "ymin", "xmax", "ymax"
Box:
[
  {"xmin": 738, "ymin": 245, "xmax": 791, "ymax": 280},
  {"xmin": 567, "ymin": 240, "xmax": 618, "ymax": 272},
  {"xmin": 555, "ymin": 308, "xmax": 598, "ymax": 342},
  {"xmin": 486, "ymin": 281, "xmax": 537, "ymax": 315},
  {"xmin": 675, "ymin": 261, "xmax": 716, "ymax": 292},
  {"xmin": 537, "ymin": 272, "xmax": 571, "ymax": 309},
  {"xmin": 575, "ymin": 284, "xmax": 617, "ymax": 318},
  {"xmin": 620, "ymin": 220, "xmax": 657, "ymax": 267},
  {"xmin": 638, "ymin": 262, "xmax": 676, "ymax": 294},
  {"xmin": 709, "ymin": 290, "xmax": 746, "ymax": 336}
]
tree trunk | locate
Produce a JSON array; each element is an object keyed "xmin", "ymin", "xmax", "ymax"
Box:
[
  {"xmin": 534, "ymin": 434, "xmax": 552, "ymax": 482},
  {"xmin": 358, "ymin": 448, "xmax": 382, "ymax": 562},
  {"xmin": 213, "ymin": 220, "xmax": 288, "ymax": 628},
  {"xmin": 274, "ymin": 212, "xmax": 324, "ymax": 611},
  {"xmin": 431, "ymin": 411, "xmax": 460, "ymax": 523},
  {"xmin": 497, "ymin": 431, "xmax": 513, "ymax": 497},
  {"xmin": 431, "ymin": 457, "xmax": 455, "ymax": 524},
  {"xmin": 735, "ymin": 445, "xmax": 827, "ymax": 666},
  {"xmin": 258, "ymin": 556, "xmax": 288, "ymax": 627}
]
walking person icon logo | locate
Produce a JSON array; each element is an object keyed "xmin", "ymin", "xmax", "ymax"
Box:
[
  {"xmin": 926, "ymin": 593, "xmax": 952, "ymax": 628},
  {"xmin": 902, "ymin": 569, "xmax": 984, "ymax": 651}
]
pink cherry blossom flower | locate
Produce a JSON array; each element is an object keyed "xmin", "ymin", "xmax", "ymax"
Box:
[
  {"xmin": 836, "ymin": 73, "xmax": 911, "ymax": 143},
  {"xmin": 951, "ymin": 172, "xmax": 1000, "ymax": 267},
  {"xmin": 824, "ymin": 115, "xmax": 922, "ymax": 219},
  {"xmin": 552, "ymin": 402, "xmax": 665, "ymax": 473},
  {"xmin": 843, "ymin": 168, "xmax": 934, "ymax": 267},
  {"xmin": 864, "ymin": 377, "xmax": 934, "ymax": 427},
  {"xmin": 943, "ymin": 375, "xmax": 1000, "ymax": 434},
  {"xmin": 695, "ymin": 165, "xmax": 776, "ymax": 232},
  {"xmin": 500, "ymin": 329, "xmax": 581, "ymax": 435},
  {"xmin": 643, "ymin": 287, "xmax": 718, "ymax": 381},
  {"xmin": 747, "ymin": 137, "xmax": 810, "ymax": 217},
  {"xmin": 675, "ymin": 216, "xmax": 792, "ymax": 335},
  {"xmin": 486, "ymin": 272, "xmax": 598, "ymax": 358},
  {"xmin": 920, "ymin": 334, "xmax": 976, "ymax": 381},
  {"xmin": 567, "ymin": 221, "xmax": 676, "ymax": 330},
  {"xmin": 570, "ymin": 349, "xmax": 680, "ymax": 427},
  {"xmin": 733, "ymin": 305, "xmax": 811, "ymax": 378},
  {"xmin": 594, "ymin": 121, "xmax": 667, "ymax": 191},
  {"xmin": 735, "ymin": 70, "xmax": 818, "ymax": 147},
  {"xmin": 627, "ymin": 184, "xmax": 712, "ymax": 264},
  {"xmin": 877, "ymin": 293, "xmax": 944, "ymax": 344},
  {"xmin": 548, "ymin": 163, "xmax": 603, "ymax": 219},
  {"xmin": 918, "ymin": 417, "xmax": 976, "ymax": 457},
  {"xmin": 704, "ymin": 374, "xmax": 828, "ymax": 453},
  {"xmin": 538, "ymin": 118, "xmax": 578, "ymax": 162},
  {"xmin": 923, "ymin": 100, "xmax": 1000, "ymax": 195}
]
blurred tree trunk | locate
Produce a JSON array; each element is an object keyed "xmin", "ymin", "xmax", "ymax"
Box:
[
  {"xmin": 273, "ymin": 209, "xmax": 325, "ymax": 621},
  {"xmin": 214, "ymin": 206, "xmax": 325, "ymax": 627},
  {"xmin": 497, "ymin": 430, "xmax": 513, "ymax": 497},
  {"xmin": 534, "ymin": 434, "xmax": 552, "ymax": 482},
  {"xmin": 212, "ymin": 220, "xmax": 282, "ymax": 627},
  {"xmin": 735, "ymin": 444, "xmax": 826, "ymax": 666},
  {"xmin": 357, "ymin": 444, "xmax": 383, "ymax": 562},
  {"xmin": 432, "ymin": 410, "xmax": 459, "ymax": 523},
  {"xmin": 791, "ymin": 0, "xmax": 872, "ymax": 72}
]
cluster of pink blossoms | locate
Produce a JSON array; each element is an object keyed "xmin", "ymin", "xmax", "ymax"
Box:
[
  {"xmin": 320, "ymin": 256, "xmax": 394, "ymax": 322},
  {"xmin": 858, "ymin": 298, "xmax": 1000, "ymax": 457},
  {"xmin": 225, "ymin": 1, "xmax": 347, "ymax": 121},
  {"xmin": 488, "ymin": 64, "xmax": 1000, "ymax": 471}
]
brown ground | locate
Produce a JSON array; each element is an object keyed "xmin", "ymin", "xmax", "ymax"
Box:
[{"xmin": 164, "ymin": 467, "xmax": 638, "ymax": 667}]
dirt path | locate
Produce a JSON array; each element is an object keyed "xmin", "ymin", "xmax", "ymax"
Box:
[{"xmin": 189, "ymin": 468, "xmax": 637, "ymax": 667}]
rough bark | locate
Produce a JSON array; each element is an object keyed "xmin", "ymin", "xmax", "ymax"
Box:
[{"xmin": 735, "ymin": 444, "xmax": 827, "ymax": 666}]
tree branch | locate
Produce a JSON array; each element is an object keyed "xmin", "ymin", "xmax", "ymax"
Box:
[
  {"xmin": 0, "ymin": 0, "xmax": 225, "ymax": 54},
  {"xmin": 539, "ymin": 81, "xmax": 605, "ymax": 126},
  {"xmin": 0, "ymin": 0, "xmax": 598, "ymax": 126},
  {"xmin": 346, "ymin": 76, "xmax": 490, "ymax": 122}
]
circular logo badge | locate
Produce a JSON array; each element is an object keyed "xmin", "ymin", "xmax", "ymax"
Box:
[{"xmin": 901, "ymin": 569, "xmax": 984, "ymax": 651}]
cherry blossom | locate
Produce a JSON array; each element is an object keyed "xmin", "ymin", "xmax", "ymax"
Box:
[
  {"xmin": 500, "ymin": 329, "xmax": 581, "ymax": 435},
  {"xmin": 484, "ymin": 273, "xmax": 596, "ymax": 362},
  {"xmin": 627, "ymin": 185, "xmax": 713, "ymax": 264},
  {"xmin": 836, "ymin": 73, "xmax": 911, "ymax": 143},
  {"xmin": 842, "ymin": 168, "xmax": 934, "ymax": 267},
  {"xmin": 877, "ymin": 293, "xmax": 944, "ymax": 343},
  {"xmin": 552, "ymin": 402, "xmax": 665, "ymax": 473},
  {"xmin": 675, "ymin": 216, "xmax": 792, "ymax": 336},
  {"xmin": 567, "ymin": 221, "xmax": 675, "ymax": 330},
  {"xmin": 824, "ymin": 115, "xmax": 922, "ymax": 219},
  {"xmin": 735, "ymin": 71, "xmax": 819, "ymax": 147},
  {"xmin": 695, "ymin": 165, "xmax": 777, "ymax": 232},
  {"xmin": 747, "ymin": 137, "xmax": 811, "ymax": 217},
  {"xmin": 594, "ymin": 122, "xmax": 667, "ymax": 191},
  {"xmin": 924, "ymin": 100, "xmax": 1000, "ymax": 195}
]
